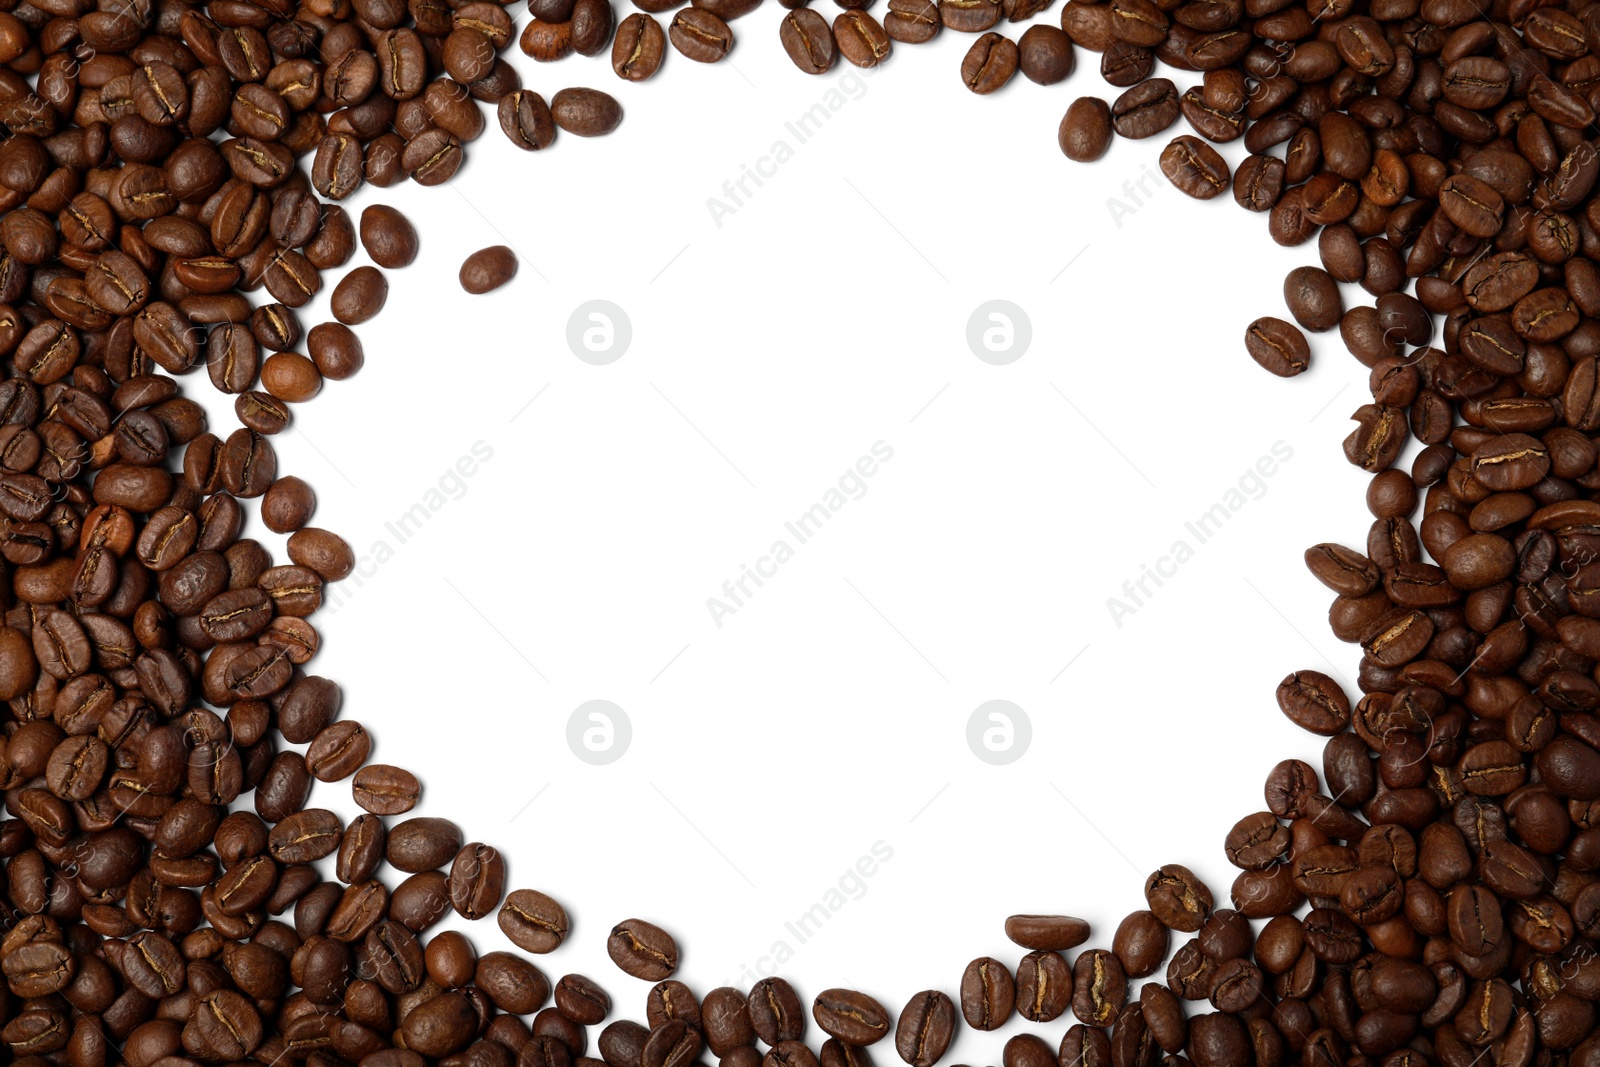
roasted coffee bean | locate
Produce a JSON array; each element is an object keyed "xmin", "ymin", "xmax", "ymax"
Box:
[
  {"xmin": 812, "ymin": 989, "xmax": 890, "ymax": 1045},
  {"xmin": 885, "ymin": 0, "xmax": 940, "ymax": 42},
  {"xmin": 1014, "ymin": 950, "xmax": 1072, "ymax": 1022},
  {"xmin": 834, "ymin": 11, "xmax": 890, "ymax": 66},
  {"xmin": 358, "ymin": 205, "xmax": 419, "ymax": 269},
  {"xmin": 1111, "ymin": 79, "xmax": 1179, "ymax": 139},
  {"xmin": 500, "ymin": 91, "xmax": 558, "ymax": 150},
  {"xmin": 1245, "ymin": 316, "xmax": 1310, "ymax": 377},
  {"xmin": 780, "ymin": 9, "xmax": 837, "ymax": 73},
  {"xmin": 608, "ymin": 919, "xmax": 679, "ymax": 980},
  {"xmin": 1060, "ymin": 97, "xmax": 1114, "ymax": 162},
  {"xmin": 1018, "ymin": 25, "xmax": 1072, "ymax": 83},
  {"xmin": 1111, "ymin": 910, "xmax": 1170, "ymax": 977},
  {"xmin": 1146, "ymin": 865, "xmax": 1214, "ymax": 931},
  {"xmin": 1284, "ymin": 266, "xmax": 1343, "ymax": 331},
  {"xmin": 1005, "ymin": 914, "xmax": 1090, "ymax": 950},
  {"xmin": 1275, "ymin": 670, "xmax": 1350, "ymax": 734},
  {"xmin": 895, "ymin": 992, "xmax": 956, "ymax": 1067},
  {"xmin": 460, "ymin": 246, "xmax": 519, "ymax": 294},
  {"xmin": 386, "ymin": 816, "xmax": 463, "ymax": 872},
  {"xmin": 1160, "ymin": 135, "xmax": 1230, "ymax": 199},
  {"xmin": 669, "ymin": 8, "xmax": 733, "ymax": 60},
  {"xmin": 961, "ymin": 33, "xmax": 1018, "ymax": 93},
  {"xmin": 1070, "ymin": 950, "xmax": 1125, "ymax": 1026},
  {"xmin": 501, "ymin": 889, "xmax": 571, "ymax": 953},
  {"xmin": 750, "ymin": 978, "xmax": 806, "ymax": 1044},
  {"xmin": 613, "ymin": 14, "xmax": 668, "ymax": 79},
  {"xmin": 552, "ymin": 88, "xmax": 624, "ymax": 136},
  {"xmin": 329, "ymin": 265, "xmax": 388, "ymax": 325},
  {"xmin": 352, "ymin": 764, "xmax": 421, "ymax": 815},
  {"xmin": 959, "ymin": 956, "xmax": 1015, "ymax": 1031}
]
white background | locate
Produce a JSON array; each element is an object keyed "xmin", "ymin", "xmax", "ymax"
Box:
[{"xmin": 218, "ymin": 17, "xmax": 1401, "ymax": 1060}]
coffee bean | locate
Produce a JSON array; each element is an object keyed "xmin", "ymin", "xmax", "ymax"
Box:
[
  {"xmin": 780, "ymin": 9, "xmax": 837, "ymax": 73},
  {"xmin": 310, "ymin": 323, "xmax": 365, "ymax": 380},
  {"xmin": 1016, "ymin": 24, "xmax": 1071, "ymax": 83},
  {"xmin": 501, "ymin": 91, "xmax": 558, "ymax": 149},
  {"xmin": 554, "ymin": 973, "xmax": 613, "ymax": 1025},
  {"xmin": 834, "ymin": 10, "xmax": 890, "ymax": 66},
  {"xmin": 1070, "ymin": 949, "xmax": 1125, "ymax": 1026},
  {"xmin": 330, "ymin": 265, "xmax": 388, "ymax": 325},
  {"xmin": 884, "ymin": 0, "xmax": 939, "ymax": 42},
  {"xmin": 259, "ymin": 352, "xmax": 322, "ymax": 403},
  {"xmin": 670, "ymin": 8, "xmax": 733, "ymax": 59},
  {"xmin": 460, "ymin": 245, "xmax": 519, "ymax": 294},
  {"xmin": 749, "ymin": 978, "xmax": 806, "ymax": 1044},
  {"xmin": 613, "ymin": 14, "xmax": 668, "ymax": 78},
  {"xmin": 1111, "ymin": 78, "xmax": 1178, "ymax": 138},
  {"xmin": 1274, "ymin": 670, "xmax": 1350, "ymax": 735},
  {"xmin": 812, "ymin": 989, "xmax": 890, "ymax": 1045},
  {"xmin": 359, "ymin": 205, "xmax": 419, "ymax": 269},
  {"xmin": 352, "ymin": 763, "xmax": 422, "ymax": 814},
  {"xmin": 607, "ymin": 919, "xmax": 679, "ymax": 980},
  {"xmin": 960, "ymin": 33, "xmax": 1017, "ymax": 93},
  {"xmin": 1283, "ymin": 265, "xmax": 1343, "ymax": 331},
  {"xmin": 1001, "ymin": 1034, "xmax": 1054, "ymax": 1067},
  {"xmin": 959, "ymin": 956, "xmax": 1015, "ymax": 1031},
  {"xmin": 501, "ymin": 889, "xmax": 571, "ymax": 953},
  {"xmin": 387, "ymin": 816, "xmax": 463, "ymax": 872},
  {"xmin": 1145, "ymin": 864, "xmax": 1213, "ymax": 931},
  {"xmin": 894, "ymin": 992, "xmax": 954, "ymax": 1067},
  {"xmin": 1243, "ymin": 316, "xmax": 1310, "ymax": 377},
  {"xmin": 940, "ymin": 0, "xmax": 1000, "ymax": 30},
  {"xmin": 1014, "ymin": 950, "xmax": 1072, "ymax": 1022},
  {"xmin": 1159, "ymin": 134, "xmax": 1230, "ymax": 198},
  {"xmin": 552, "ymin": 88, "xmax": 624, "ymax": 135},
  {"xmin": 1059, "ymin": 98, "xmax": 1113, "ymax": 162},
  {"xmin": 1004, "ymin": 914, "xmax": 1090, "ymax": 950}
]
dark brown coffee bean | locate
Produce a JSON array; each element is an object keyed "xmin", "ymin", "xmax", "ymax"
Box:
[
  {"xmin": 1111, "ymin": 910, "xmax": 1170, "ymax": 977},
  {"xmin": 613, "ymin": 14, "xmax": 668, "ymax": 79},
  {"xmin": 812, "ymin": 989, "xmax": 890, "ymax": 1046},
  {"xmin": 358, "ymin": 205, "xmax": 418, "ymax": 269},
  {"xmin": 352, "ymin": 764, "xmax": 421, "ymax": 815},
  {"xmin": 551, "ymin": 88, "xmax": 624, "ymax": 136},
  {"xmin": 1111, "ymin": 78, "xmax": 1180, "ymax": 139},
  {"xmin": 1015, "ymin": 950, "xmax": 1072, "ymax": 1022},
  {"xmin": 780, "ymin": 9, "xmax": 837, "ymax": 73},
  {"xmin": 749, "ymin": 978, "xmax": 806, "ymax": 1045},
  {"xmin": 834, "ymin": 11, "xmax": 891, "ymax": 66},
  {"xmin": 1060, "ymin": 97, "xmax": 1113, "ymax": 162},
  {"xmin": 961, "ymin": 32, "xmax": 1018, "ymax": 93},
  {"xmin": 1283, "ymin": 266, "xmax": 1343, "ymax": 331},
  {"xmin": 1146, "ymin": 864, "xmax": 1214, "ymax": 931},
  {"xmin": 460, "ymin": 246, "xmax": 519, "ymax": 294},
  {"xmin": 608, "ymin": 919, "xmax": 678, "ymax": 980},
  {"xmin": 1244, "ymin": 316, "xmax": 1310, "ymax": 377},
  {"xmin": 1018, "ymin": 24, "xmax": 1072, "ymax": 83},
  {"xmin": 885, "ymin": 0, "xmax": 939, "ymax": 42},
  {"xmin": 894, "ymin": 992, "xmax": 954, "ymax": 1067},
  {"xmin": 500, "ymin": 889, "xmax": 570, "ymax": 953},
  {"xmin": 958, "ymin": 956, "xmax": 1015, "ymax": 1031},
  {"xmin": 669, "ymin": 8, "xmax": 733, "ymax": 59}
]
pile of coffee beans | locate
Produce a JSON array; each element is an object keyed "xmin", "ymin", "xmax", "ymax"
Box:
[{"xmin": 1, "ymin": 0, "xmax": 1599, "ymax": 1052}]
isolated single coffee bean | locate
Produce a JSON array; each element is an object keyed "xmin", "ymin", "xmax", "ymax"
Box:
[{"xmin": 461, "ymin": 246, "xmax": 520, "ymax": 294}]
